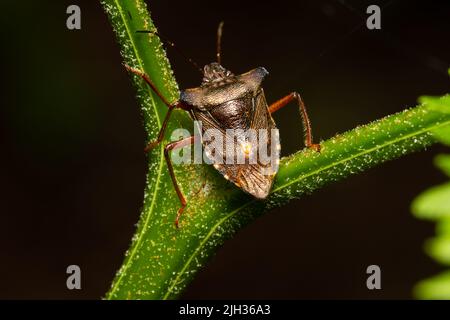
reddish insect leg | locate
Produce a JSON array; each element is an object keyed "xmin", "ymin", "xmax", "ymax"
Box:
[
  {"xmin": 268, "ymin": 92, "xmax": 321, "ymax": 152},
  {"xmin": 144, "ymin": 104, "xmax": 176, "ymax": 152},
  {"xmin": 124, "ymin": 64, "xmax": 188, "ymax": 152},
  {"xmin": 164, "ymin": 136, "xmax": 196, "ymax": 228}
]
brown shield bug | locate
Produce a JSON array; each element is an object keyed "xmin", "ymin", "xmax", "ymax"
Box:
[{"xmin": 125, "ymin": 23, "xmax": 320, "ymax": 227}]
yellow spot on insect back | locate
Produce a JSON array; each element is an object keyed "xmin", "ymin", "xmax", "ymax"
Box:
[{"xmin": 241, "ymin": 141, "xmax": 252, "ymax": 157}]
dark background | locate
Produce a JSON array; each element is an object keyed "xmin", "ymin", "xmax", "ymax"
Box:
[{"xmin": 0, "ymin": 0, "xmax": 449, "ymax": 299}]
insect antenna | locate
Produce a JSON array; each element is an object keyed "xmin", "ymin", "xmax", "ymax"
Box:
[
  {"xmin": 216, "ymin": 21, "xmax": 224, "ymax": 65},
  {"xmin": 136, "ymin": 30, "xmax": 203, "ymax": 74}
]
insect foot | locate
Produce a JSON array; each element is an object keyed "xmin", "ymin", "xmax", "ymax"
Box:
[{"xmin": 309, "ymin": 143, "xmax": 321, "ymax": 153}]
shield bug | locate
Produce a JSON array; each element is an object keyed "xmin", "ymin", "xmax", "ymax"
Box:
[{"xmin": 125, "ymin": 23, "xmax": 320, "ymax": 227}]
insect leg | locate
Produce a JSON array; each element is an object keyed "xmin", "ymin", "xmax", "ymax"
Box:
[
  {"xmin": 124, "ymin": 64, "xmax": 188, "ymax": 152},
  {"xmin": 268, "ymin": 92, "xmax": 321, "ymax": 152},
  {"xmin": 125, "ymin": 64, "xmax": 173, "ymax": 107},
  {"xmin": 164, "ymin": 136, "xmax": 196, "ymax": 228},
  {"xmin": 144, "ymin": 104, "xmax": 177, "ymax": 152}
]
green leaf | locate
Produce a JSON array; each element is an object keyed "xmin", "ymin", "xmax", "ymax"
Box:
[
  {"xmin": 419, "ymin": 95, "xmax": 450, "ymax": 145},
  {"xmin": 412, "ymin": 81, "xmax": 450, "ymax": 299},
  {"xmin": 101, "ymin": 0, "xmax": 450, "ymax": 299},
  {"xmin": 434, "ymin": 154, "xmax": 450, "ymax": 177},
  {"xmin": 415, "ymin": 271, "xmax": 450, "ymax": 300},
  {"xmin": 436, "ymin": 218, "xmax": 450, "ymax": 236},
  {"xmin": 419, "ymin": 95, "xmax": 450, "ymax": 114},
  {"xmin": 412, "ymin": 183, "xmax": 450, "ymax": 220},
  {"xmin": 432, "ymin": 125, "xmax": 450, "ymax": 146},
  {"xmin": 425, "ymin": 236, "xmax": 450, "ymax": 265}
]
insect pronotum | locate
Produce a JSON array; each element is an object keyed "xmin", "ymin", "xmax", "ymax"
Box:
[{"xmin": 126, "ymin": 23, "xmax": 320, "ymax": 228}]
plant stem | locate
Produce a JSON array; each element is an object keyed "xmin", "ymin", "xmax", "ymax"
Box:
[{"xmin": 101, "ymin": 0, "xmax": 450, "ymax": 299}]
